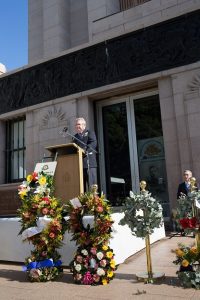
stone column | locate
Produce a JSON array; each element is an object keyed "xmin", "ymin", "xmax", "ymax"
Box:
[
  {"xmin": 43, "ymin": 0, "xmax": 71, "ymax": 59},
  {"xmin": 0, "ymin": 121, "xmax": 6, "ymax": 184},
  {"xmin": 158, "ymin": 77, "xmax": 181, "ymax": 209}
]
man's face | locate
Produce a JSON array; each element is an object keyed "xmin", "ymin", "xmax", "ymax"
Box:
[
  {"xmin": 75, "ymin": 121, "xmax": 86, "ymax": 134},
  {"xmin": 183, "ymin": 171, "xmax": 192, "ymax": 182}
]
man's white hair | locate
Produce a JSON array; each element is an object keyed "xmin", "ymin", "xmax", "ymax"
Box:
[
  {"xmin": 184, "ymin": 170, "xmax": 192, "ymax": 176},
  {"xmin": 76, "ymin": 117, "xmax": 86, "ymax": 125}
]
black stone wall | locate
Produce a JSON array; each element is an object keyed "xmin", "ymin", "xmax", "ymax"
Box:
[{"xmin": 0, "ymin": 9, "xmax": 200, "ymax": 115}]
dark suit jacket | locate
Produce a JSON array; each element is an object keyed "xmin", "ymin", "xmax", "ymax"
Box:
[
  {"xmin": 177, "ymin": 182, "xmax": 189, "ymax": 199},
  {"xmin": 73, "ymin": 129, "xmax": 97, "ymax": 168}
]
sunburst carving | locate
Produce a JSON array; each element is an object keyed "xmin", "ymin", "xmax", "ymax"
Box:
[
  {"xmin": 41, "ymin": 106, "xmax": 66, "ymax": 128},
  {"xmin": 188, "ymin": 73, "xmax": 200, "ymax": 92}
]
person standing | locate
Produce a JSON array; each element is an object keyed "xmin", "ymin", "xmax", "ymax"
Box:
[
  {"xmin": 177, "ymin": 170, "xmax": 193, "ymax": 199},
  {"xmin": 177, "ymin": 169, "xmax": 194, "ymax": 236},
  {"xmin": 73, "ymin": 117, "xmax": 97, "ymax": 191}
]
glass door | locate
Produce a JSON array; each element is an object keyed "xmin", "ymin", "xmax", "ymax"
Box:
[
  {"xmin": 97, "ymin": 92, "xmax": 170, "ymax": 217},
  {"xmin": 131, "ymin": 94, "xmax": 170, "ymax": 217}
]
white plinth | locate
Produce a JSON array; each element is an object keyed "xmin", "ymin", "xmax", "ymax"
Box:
[{"xmin": 0, "ymin": 213, "xmax": 165, "ymax": 265}]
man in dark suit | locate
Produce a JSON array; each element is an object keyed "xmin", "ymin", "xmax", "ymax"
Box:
[
  {"xmin": 73, "ymin": 117, "xmax": 97, "ymax": 191},
  {"xmin": 177, "ymin": 170, "xmax": 192, "ymax": 199},
  {"xmin": 177, "ymin": 170, "xmax": 193, "ymax": 236}
]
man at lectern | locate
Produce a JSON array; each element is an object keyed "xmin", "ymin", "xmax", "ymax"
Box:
[{"xmin": 73, "ymin": 117, "xmax": 97, "ymax": 191}]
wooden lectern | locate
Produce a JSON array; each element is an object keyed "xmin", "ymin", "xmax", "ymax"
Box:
[{"xmin": 46, "ymin": 143, "xmax": 84, "ymax": 203}]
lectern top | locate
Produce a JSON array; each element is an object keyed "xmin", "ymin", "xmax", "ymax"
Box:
[{"xmin": 46, "ymin": 143, "xmax": 84, "ymax": 155}]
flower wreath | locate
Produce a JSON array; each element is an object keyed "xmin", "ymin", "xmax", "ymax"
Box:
[
  {"xmin": 65, "ymin": 190, "xmax": 116, "ymax": 285},
  {"xmin": 18, "ymin": 171, "xmax": 66, "ymax": 282},
  {"xmin": 119, "ymin": 191, "xmax": 163, "ymax": 238}
]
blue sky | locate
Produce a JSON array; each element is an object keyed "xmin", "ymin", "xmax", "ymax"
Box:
[{"xmin": 0, "ymin": 0, "xmax": 28, "ymax": 71}]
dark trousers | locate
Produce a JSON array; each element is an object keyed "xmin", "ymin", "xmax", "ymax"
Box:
[{"xmin": 83, "ymin": 168, "xmax": 97, "ymax": 192}]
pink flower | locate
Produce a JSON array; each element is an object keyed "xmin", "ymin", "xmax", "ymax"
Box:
[
  {"xmin": 76, "ymin": 255, "xmax": 83, "ymax": 263},
  {"xmin": 90, "ymin": 247, "xmax": 97, "ymax": 255},
  {"xmin": 93, "ymin": 274, "xmax": 100, "ymax": 283},
  {"xmin": 96, "ymin": 206, "xmax": 103, "ymax": 213},
  {"xmin": 29, "ymin": 268, "xmax": 41, "ymax": 279},
  {"xmin": 100, "ymin": 259, "xmax": 107, "ymax": 267},
  {"xmin": 42, "ymin": 207, "xmax": 49, "ymax": 215},
  {"xmin": 83, "ymin": 257, "xmax": 89, "ymax": 264},
  {"xmin": 82, "ymin": 271, "xmax": 93, "ymax": 285}
]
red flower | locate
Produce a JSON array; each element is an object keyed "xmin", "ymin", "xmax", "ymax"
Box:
[
  {"xmin": 42, "ymin": 197, "xmax": 50, "ymax": 204},
  {"xmin": 32, "ymin": 172, "xmax": 38, "ymax": 181},
  {"xmin": 188, "ymin": 217, "xmax": 197, "ymax": 228},
  {"xmin": 179, "ymin": 217, "xmax": 197, "ymax": 229}
]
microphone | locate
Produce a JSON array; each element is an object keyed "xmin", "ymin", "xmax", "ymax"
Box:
[{"xmin": 62, "ymin": 126, "xmax": 68, "ymax": 132}]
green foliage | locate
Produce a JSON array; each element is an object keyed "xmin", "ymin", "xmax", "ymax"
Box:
[{"xmin": 119, "ymin": 191, "xmax": 163, "ymax": 238}]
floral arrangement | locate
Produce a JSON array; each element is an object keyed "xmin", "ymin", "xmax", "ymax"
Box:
[
  {"xmin": 18, "ymin": 171, "xmax": 66, "ymax": 282},
  {"xmin": 173, "ymin": 243, "xmax": 200, "ymax": 289},
  {"xmin": 179, "ymin": 217, "xmax": 197, "ymax": 230},
  {"xmin": 175, "ymin": 192, "xmax": 200, "ymax": 233},
  {"xmin": 173, "ymin": 190, "xmax": 200, "ymax": 288},
  {"xmin": 119, "ymin": 191, "xmax": 163, "ymax": 238},
  {"xmin": 65, "ymin": 189, "xmax": 117, "ymax": 285},
  {"xmin": 71, "ymin": 244, "xmax": 116, "ymax": 285}
]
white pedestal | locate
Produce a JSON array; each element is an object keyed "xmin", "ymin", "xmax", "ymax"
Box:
[{"xmin": 0, "ymin": 213, "xmax": 165, "ymax": 265}]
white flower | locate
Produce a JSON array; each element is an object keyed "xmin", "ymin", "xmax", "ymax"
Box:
[
  {"xmin": 130, "ymin": 191, "xmax": 134, "ymax": 198},
  {"xmin": 34, "ymin": 185, "xmax": 47, "ymax": 194},
  {"xmin": 81, "ymin": 249, "xmax": 88, "ymax": 256},
  {"xmin": 96, "ymin": 252, "xmax": 104, "ymax": 260},
  {"xmin": 97, "ymin": 268, "xmax": 105, "ymax": 276},
  {"xmin": 29, "ymin": 268, "xmax": 41, "ymax": 279},
  {"xmin": 75, "ymin": 264, "xmax": 82, "ymax": 272}
]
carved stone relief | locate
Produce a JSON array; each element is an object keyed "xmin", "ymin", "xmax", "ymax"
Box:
[
  {"xmin": 188, "ymin": 73, "xmax": 200, "ymax": 93},
  {"xmin": 41, "ymin": 106, "xmax": 66, "ymax": 129}
]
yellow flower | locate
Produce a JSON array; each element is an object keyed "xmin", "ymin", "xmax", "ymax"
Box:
[
  {"xmin": 190, "ymin": 247, "xmax": 198, "ymax": 254},
  {"xmin": 181, "ymin": 259, "xmax": 189, "ymax": 267},
  {"xmin": 102, "ymin": 278, "xmax": 108, "ymax": 285},
  {"xmin": 102, "ymin": 245, "xmax": 108, "ymax": 251},
  {"xmin": 19, "ymin": 189, "xmax": 27, "ymax": 199},
  {"xmin": 110, "ymin": 259, "xmax": 116, "ymax": 268},
  {"xmin": 34, "ymin": 194, "xmax": 40, "ymax": 202},
  {"xmin": 39, "ymin": 176, "xmax": 46, "ymax": 185},
  {"xmin": 175, "ymin": 249, "xmax": 184, "ymax": 257},
  {"xmin": 26, "ymin": 174, "xmax": 33, "ymax": 182},
  {"xmin": 107, "ymin": 270, "xmax": 114, "ymax": 278},
  {"xmin": 106, "ymin": 206, "xmax": 111, "ymax": 212},
  {"xmin": 106, "ymin": 251, "xmax": 113, "ymax": 259},
  {"xmin": 51, "ymin": 199, "xmax": 58, "ymax": 209},
  {"xmin": 57, "ymin": 234, "xmax": 63, "ymax": 241}
]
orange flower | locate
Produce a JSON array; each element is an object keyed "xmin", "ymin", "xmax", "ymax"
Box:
[
  {"xmin": 175, "ymin": 249, "xmax": 184, "ymax": 257},
  {"xmin": 49, "ymin": 232, "xmax": 55, "ymax": 239},
  {"xmin": 181, "ymin": 259, "xmax": 189, "ymax": 267},
  {"xmin": 190, "ymin": 247, "xmax": 198, "ymax": 254}
]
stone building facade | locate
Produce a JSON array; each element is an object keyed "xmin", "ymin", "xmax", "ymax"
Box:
[{"xmin": 0, "ymin": 0, "xmax": 200, "ymax": 223}]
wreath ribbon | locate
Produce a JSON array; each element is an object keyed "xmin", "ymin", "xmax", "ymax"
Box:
[{"xmin": 22, "ymin": 259, "xmax": 62, "ymax": 271}]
